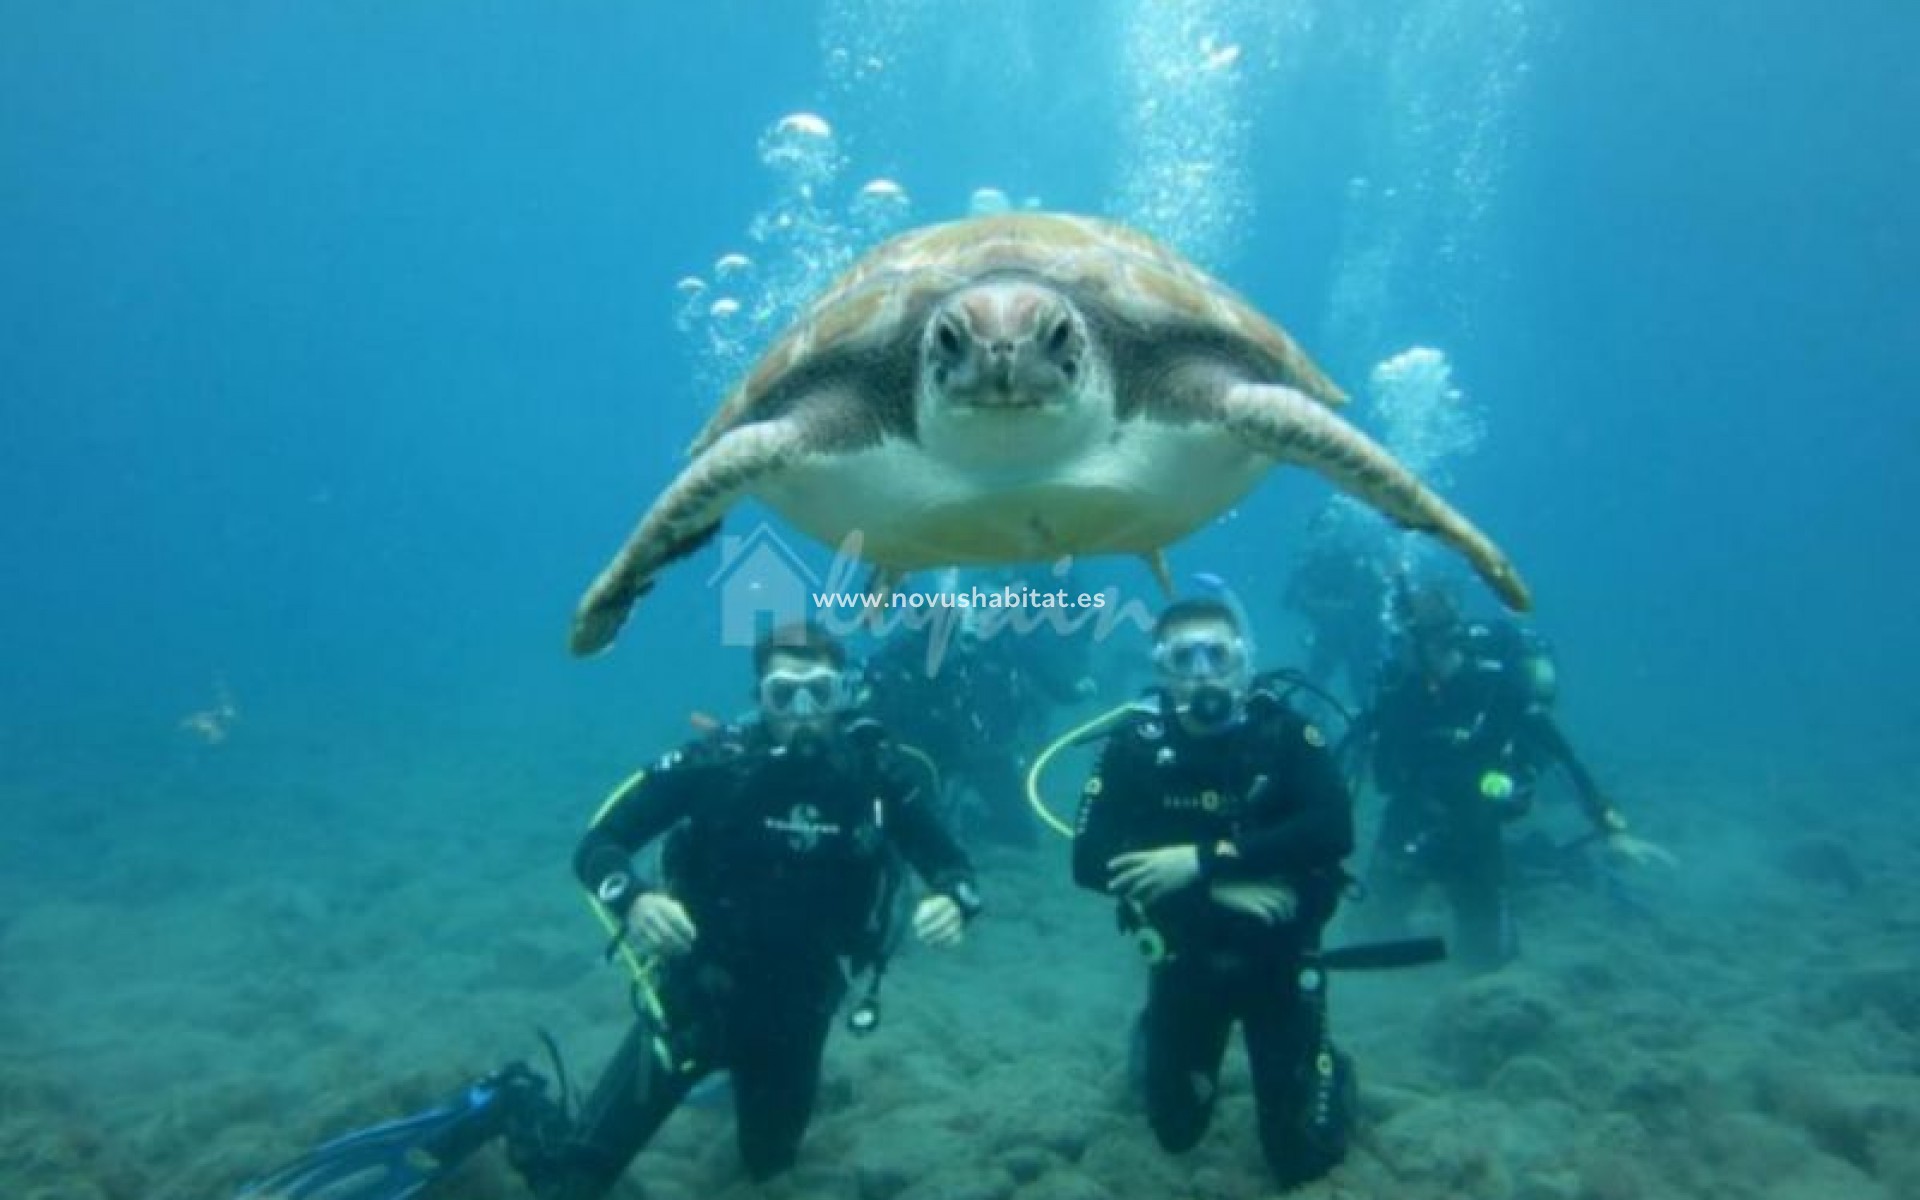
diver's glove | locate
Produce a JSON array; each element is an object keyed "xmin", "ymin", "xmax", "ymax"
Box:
[
  {"xmin": 1107, "ymin": 845, "xmax": 1202, "ymax": 905},
  {"xmin": 627, "ymin": 894, "xmax": 699, "ymax": 956},
  {"xmin": 1593, "ymin": 807, "xmax": 1678, "ymax": 868},
  {"xmin": 912, "ymin": 895, "xmax": 967, "ymax": 948},
  {"xmin": 1209, "ymin": 881, "xmax": 1298, "ymax": 924},
  {"xmin": 1605, "ymin": 832, "xmax": 1678, "ymax": 869}
]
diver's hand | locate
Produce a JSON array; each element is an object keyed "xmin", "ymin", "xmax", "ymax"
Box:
[
  {"xmin": 627, "ymin": 894, "xmax": 698, "ymax": 956},
  {"xmin": 1107, "ymin": 846, "xmax": 1202, "ymax": 905},
  {"xmin": 1210, "ymin": 881, "xmax": 1298, "ymax": 924},
  {"xmin": 1606, "ymin": 833, "xmax": 1678, "ymax": 869},
  {"xmin": 913, "ymin": 895, "xmax": 965, "ymax": 949}
]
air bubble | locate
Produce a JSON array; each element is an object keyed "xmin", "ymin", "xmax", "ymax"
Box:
[
  {"xmin": 968, "ymin": 187, "xmax": 1012, "ymax": 216},
  {"xmin": 850, "ymin": 179, "xmax": 912, "ymax": 235},
  {"xmin": 673, "ymin": 276, "xmax": 709, "ymax": 332},
  {"xmin": 758, "ymin": 112, "xmax": 843, "ymax": 188}
]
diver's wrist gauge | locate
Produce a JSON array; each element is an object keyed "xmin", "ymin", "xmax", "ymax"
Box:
[
  {"xmin": 948, "ymin": 879, "xmax": 984, "ymax": 921},
  {"xmin": 597, "ymin": 871, "xmax": 635, "ymax": 910}
]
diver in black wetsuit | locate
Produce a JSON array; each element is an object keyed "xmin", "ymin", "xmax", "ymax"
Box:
[
  {"xmin": 1071, "ymin": 598, "xmax": 1358, "ymax": 1191},
  {"xmin": 515, "ymin": 620, "xmax": 982, "ymax": 1198},
  {"xmin": 1345, "ymin": 581, "xmax": 1673, "ymax": 972},
  {"xmin": 229, "ymin": 622, "xmax": 980, "ymax": 1200}
]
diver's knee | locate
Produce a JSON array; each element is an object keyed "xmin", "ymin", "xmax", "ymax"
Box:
[
  {"xmin": 740, "ymin": 1138, "xmax": 800, "ymax": 1182},
  {"xmin": 1454, "ymin": 902, "xmax": 1518, "ymax": 973},
  {"xmin": 1146, "ymin": 1071, "xmax": 1216, "ymax": 1153},
  {"xmin": 1261, "ymin": 1133, "xmax": 1347, "ymax": 1191},
  {"xmin": 1259, "ymin": 1050, "xmax": 1356, "ymax": 1190}
]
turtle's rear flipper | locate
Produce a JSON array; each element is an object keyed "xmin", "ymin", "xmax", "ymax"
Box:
[
  {"xmin": 1218, "ymin": 382, "xmax": 1531, "ymax": 613},
  {"xmin": 571, "ymin": 420, "xmax": 810, "ymax": 656}
]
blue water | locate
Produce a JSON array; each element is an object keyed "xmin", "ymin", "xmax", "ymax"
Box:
[
  {"xmin": 5, "ymin": 2, "xmax": 1910, "ymax": 770},
  {"xmin": 1, "ymin": 2, "xmax": 1915, "ymax": 1191}
]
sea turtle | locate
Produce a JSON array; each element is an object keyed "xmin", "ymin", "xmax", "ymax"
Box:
[{"xmin": 570, "ymin": 212, "xmax": 1530, "ymax": 656}]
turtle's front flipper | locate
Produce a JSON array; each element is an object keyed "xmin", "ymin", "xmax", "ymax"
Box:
[
  {"xmin": 1220, "ymin": 382, "xmax": 1532, "ymax": 612},
  {"xmin": 571, "ymin": 420, "xmax": 808, "ymax": 656}
]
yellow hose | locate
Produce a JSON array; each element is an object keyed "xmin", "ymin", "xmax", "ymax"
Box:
[
  {"xmin": 580, "ymin": 768, "xmax": 666, "ymax": 1023},
  {"xmin": 1024, "ymin": 702, "xmax": 1137, "ymax": 839}
]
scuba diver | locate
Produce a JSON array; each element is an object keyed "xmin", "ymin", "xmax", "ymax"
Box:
[
  {"xmin": 1344, "ymin": 578, "xmax": 1675, "ymax": 972},
  {"xmin": 1280, "ymin": 510, "xmax": 1391, "ymax": 706},
  {"xmin": 1068, "ymin": 596, "xmax": 1364, "ymax": 1191},
  {"xmin": 234, "ymin": 620, "xmax": 983, "ymax": 1200},
  {"xmin": 861, "ymin": 594, "xmax": 1092, "ymax": 847}
]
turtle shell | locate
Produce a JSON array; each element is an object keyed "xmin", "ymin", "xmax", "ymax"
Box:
[{"xmin": 687, "ymin": 212, "xmax": 1345, "ymax": 456}]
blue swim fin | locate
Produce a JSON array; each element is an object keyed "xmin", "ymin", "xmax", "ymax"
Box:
[{"xmin": 232, "ymin": 1063, "xmax": 552, "ymax": 1200}]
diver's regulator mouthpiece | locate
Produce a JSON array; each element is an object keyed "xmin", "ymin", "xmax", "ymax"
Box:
[{"xmin": 1181, "ymin": 683, "xmax": 1240, "ymax": 730}]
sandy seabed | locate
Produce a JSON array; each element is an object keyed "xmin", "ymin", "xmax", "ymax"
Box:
[{"xmin": 2, "ymin": 722, "xmax": 1915, "ymax": 1200}]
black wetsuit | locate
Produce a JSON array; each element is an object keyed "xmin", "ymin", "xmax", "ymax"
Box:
[
  {"xmin": 1070, "ymin": 687, "xmax": 1357, "ymax": 1189},
  {"xmin": 1351, "ymin": 620, "xmax": 1623, "ymax": 971},
  {"xmin": 526, "ymin": 718, "xmax": 978, "ymax": 1199}
]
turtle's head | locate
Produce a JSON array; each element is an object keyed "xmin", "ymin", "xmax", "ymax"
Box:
[{"xmin": 920, "ymin": 278, "xmax": 1100, "ymax": 420}]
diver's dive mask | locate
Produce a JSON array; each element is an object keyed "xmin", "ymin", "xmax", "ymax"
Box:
[
  {"xmin": 1152, "ymin": 631, "xmax": 1246, "ymax": 680},
  {"xmin": 1152, "ymin": 630, "xmax": 1249, "ymax": 733},
  {"xmin": 758, "ymin": 667, "xmax": 850, "ymax": 719}
]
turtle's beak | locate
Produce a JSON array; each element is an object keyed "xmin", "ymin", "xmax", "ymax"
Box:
[
  {"xmin": 954, "ymin": 344, "xmax": 1060, "ymax": 410},
  {"xmin": 928, "ymin": 282, "xmax": 1086, "ymax": 412}
]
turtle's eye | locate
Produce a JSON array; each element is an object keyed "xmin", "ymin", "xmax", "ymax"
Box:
[
  {"xmin": 936, "ymin": 317, "xmax": 964, "ymax": 359},
  {"xmin": 1046, "ymin": 316, "xmax": 1074, "ymax": 355}
]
